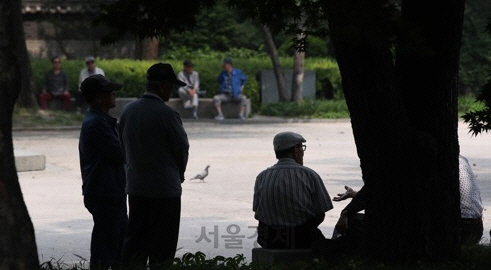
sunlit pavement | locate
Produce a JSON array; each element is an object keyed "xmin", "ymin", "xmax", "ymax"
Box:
[{"xmin": 13, "ymin": 119, "xmax": 491, "ymax": 264}]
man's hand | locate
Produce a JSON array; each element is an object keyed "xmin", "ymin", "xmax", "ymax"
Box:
[
  {"xmin": 333, "ymin": 186, "xmax": 357, "ymax": 201},
  {"xmin": 334, "ymin": 210, "xmax": 349, "ymax": 235},
  {"xmin": 187, "ymin": 88, "xmax": 196, "ymax": 96}
]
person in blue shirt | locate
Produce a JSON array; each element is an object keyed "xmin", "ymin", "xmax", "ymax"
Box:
[
  {"xmin": 213, "ymin": 58, "xmax": 247, "ymax": 120},
  {"xmin": 79, "ymin": 75, "xmax": 127, "ymax": 270}
]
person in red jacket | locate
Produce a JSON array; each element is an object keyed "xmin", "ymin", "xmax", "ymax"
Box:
[{"xmin": 39, "ymin": 56, "xmax": 72, "ymax": 110}]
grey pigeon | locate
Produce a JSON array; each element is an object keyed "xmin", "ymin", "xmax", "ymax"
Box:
[{"xmin": 190, "ymin": 165, "xmax": 210, "ymax": 182}]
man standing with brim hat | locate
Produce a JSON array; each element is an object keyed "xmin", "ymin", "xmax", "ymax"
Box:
[
  {"xmin": 79, "ymin": 74, "xmax": 127, "ymax": 270},
  {"xmin": 253, "ymin": 132, "xmax": 333, "ymax": 249},
  {"xmin": 119, "ymin": 63, "xmax": 189, "ymax": 269}
]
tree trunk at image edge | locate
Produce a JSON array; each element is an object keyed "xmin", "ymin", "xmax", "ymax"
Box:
[
  {"xmin": 396, "ymin": 0, "xmax": 463, "ymax": 258},
  {"xmin": 291, "ymin": 16, "xmax": 305, "ymax": 103},
  {"xmin": 292, "ymin": 49, "xmax": 305, "ymax": 102},
  {"xmin": 15, "ymin": 20, "xmax": 35, "ymax": 108},
  {"xmin": 135, "ymin": 37, "xmax": 159, "ymax": 60},
  {"xmin": 0, "ymin": 0, "xmax": 40, "ymax": 268},
  {"xmin": 323, "ymin": 0, "xmax": 462, "ymax": 262},
  {"xmin": 261, "ymin": 25, "xmax": 289, "ymax": 101}
]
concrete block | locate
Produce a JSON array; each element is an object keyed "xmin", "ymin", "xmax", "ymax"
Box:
[
  {"xmin": 251, "ymin": 248, "xmax": 313, "ymax": 264},
  {"xmin": 48, "ymin": 99, "xmax": 63, "ymax": 110},
  {"xmin": 14, "ymin": 150, "xmax": 46, "ymax": 172},
  {"xmin": 109, "ymin": 97, "xmax": 138, "ymax": 119},
  {"xmin": 47, "ymin": 97, "xmax": 87, "ymax": 112},
  {"xmin": 107, "ymin": 97, "xmax": 251, "ymax": 120},
  {"xmin": 260, "ymin": 69, "xmax": 316, "ymax": 105},
  {"xmin": 166, "ymin": 98, "xmax": 251, "ymax": 119}
]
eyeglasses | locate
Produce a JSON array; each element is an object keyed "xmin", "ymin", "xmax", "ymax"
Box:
[{"xmin": 301, "ymin": 144, "xmax": 307, "ymax": 151}]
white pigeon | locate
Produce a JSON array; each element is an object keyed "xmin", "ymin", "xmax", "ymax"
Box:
[{"xmin": 190, "ymin": 165, "xmax": 210, "ymax": 182}]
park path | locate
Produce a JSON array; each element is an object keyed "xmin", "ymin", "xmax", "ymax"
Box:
[{"xmin": 13, "ymin": 120, "xmax": 491, "ymax": 265}]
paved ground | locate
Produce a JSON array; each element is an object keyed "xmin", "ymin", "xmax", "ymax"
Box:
[{"xmin": 13, "ymin": 119, "xmax": 491, "ymax": 265}]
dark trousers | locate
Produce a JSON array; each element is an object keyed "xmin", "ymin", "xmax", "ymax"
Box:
[
  {"xmin": 313, "ymin": 213, "xmax": 365, "ymax": 258},
  {"xmin": 84, "ymin": 196, "xmax": 128, "ymax": 270},
  {"xmin": 257, "ymin": 220, "xmax": 325, "ymax": 249},
  {"xmin": 122, "ymin": 196, "xmax": 181, "ymax": 270}
]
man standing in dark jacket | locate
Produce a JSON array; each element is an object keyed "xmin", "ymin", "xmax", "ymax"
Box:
[
  {"xmin": 120, "ymin": 63, "xmax": 189, "ymax": 269},
  {"xmin": 79, "ymin": 75, "xmax": 127, "ymax": 270}
]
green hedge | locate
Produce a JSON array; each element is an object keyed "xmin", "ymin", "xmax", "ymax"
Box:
[
  {"xmin": 31, "ymin": 57, "xmax": 342, "ymax": 110},
  {"xmin": 261, "ymin": 99, "xmax": 349, "ymax": 118}
]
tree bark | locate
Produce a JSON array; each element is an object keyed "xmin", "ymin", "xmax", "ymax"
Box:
[
  {"xmin": 396, "ymin": 0, "xmax": 463, "ymax": 259},
  {"xmin": 292, "ymin": 17, "xmax": 306, "ymax": 103},
  {"xmin": 14, "ymin": 1, "xmax": 35, "ymax": 108},
  {"xmin": 323, "ymin": 0, "xmax": 462, "ymax": 262},
  {"xmin": 291, "ymin": 48, "xmax": 305, "ymax": 102},
  {"xmin": 260, "ymin": 25, "xmax": 289, "ymax": 101},
  {"xmin": 0, "ymin": 0, "xmax": 40, "ymax": 268},
  {"xmin": 136, "ymin": 37, "xmax": 159, "ymax": 60},
  {"xmin": 15, "ymin": 60, "xmax": 36, "ymax": 108}
]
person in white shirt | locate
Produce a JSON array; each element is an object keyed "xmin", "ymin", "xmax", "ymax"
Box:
[
  {"xmin": 79, "ymin": 56, "xmax": 105, "ymax": 88},
  {"xmin": 459, "ymin": 155, "xmax": 483, "ymax": 244},
  {"xmin": 332, "ymin": 154, "xmax": 484, "ymax": 245},
  {"xmin": 177, "ymin": 60, "xmax": 200, "ymax": 119},
  {"xmin": 77, "ymin": 56, "xmax": 105, "ymax": 112}
]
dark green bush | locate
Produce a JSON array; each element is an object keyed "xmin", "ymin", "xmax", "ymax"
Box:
[
  {"xmin": 278, "ymin": 36, "xmax": 330, "ymax": 58},
  {"xmin": 261, "ymin": 99, "xmax": 349, "ymax": 119},
  {"xmin": 39, "ymin": 246, "xmax": 491, "ymax": 270},
  {"xmin": 31, "ymin": 57, "xmax": 342, "ymax": 111},
  {"xmin": 459, "ymin": 95, "xmax": 485, "ymax": 115}
]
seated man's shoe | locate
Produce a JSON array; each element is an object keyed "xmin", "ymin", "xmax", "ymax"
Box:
[
  {"xmin": 214, "ymin": 115, "xmax": 224, "ymax": 121},
  {"xmin": 239, "ymin": 115, "xmax": 246, "ymax": 120}
]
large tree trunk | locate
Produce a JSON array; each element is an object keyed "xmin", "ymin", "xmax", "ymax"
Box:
[
  {"xmin": 396, "ymin": 0, "xmax": 463, "ymax": 259},
  {"xmin": 291, "ymin": 49, "xmax": 305, "ymax": 102},
  {"xmin": 291, "ymin": 17, "xmax": 305, "ymax": 103},
  {"xmin": 14, "ymin": 2, "xmax": 35, "ymax": 108},
  {"xmin": 0, "ymin": 0, "xmax": 40, "ymax": 268},
  {"xmin": 135, "ymin": 37, "xmax": 159, "ymax": 60},
  {"xmin": 15, "ymin": 61, "xmax": 36, "ymax": 108},
  {"xmin": 260, "ymin": 25, "xmax": 289, "ymax": 101},
  {"xmin": 14, "ymin": 17, "xmax": 35, "ymax": 108},
  {"xmin": 323, "ymin": 0, "xmax": 462, "ymax": 262}
]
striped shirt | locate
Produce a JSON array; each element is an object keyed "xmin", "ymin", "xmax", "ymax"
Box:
[
  {"xmin": 253, "ymin": 158, "xmax": 333, "ymax": 226},
  {"xmin": 459, "ymin": 155, "xmax": 483, "ymax": 219}
]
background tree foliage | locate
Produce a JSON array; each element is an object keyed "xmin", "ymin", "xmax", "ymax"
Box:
[
  {"xmin": 160, "ymin": 1, "xmax": 263, "ymax": 53},
  {"xmin": 98, "ymin": 0, "xmax": 215, "ymax": 45},
  {"xmin": 459, "ymin": 0, "xmax": 491, "ymax": 94},
  {"xmin": 463, "ymin": 16, "xmax": 491, "ymax": 135}
]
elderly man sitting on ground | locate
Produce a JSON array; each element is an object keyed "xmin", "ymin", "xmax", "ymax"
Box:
[{"xmin": 253, "ymin": 132, "xmax": 333, "ymax": 249}]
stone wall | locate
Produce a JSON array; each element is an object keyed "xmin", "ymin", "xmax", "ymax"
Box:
[
  {"xmin": 23, "ymin": 19, "xmax": 138, "ymax": 59},
  {"xmin": 260, "ymin": 69, "xmax": 316, "ymax": 105},
  {"xmin": 22, "ymin": 1, "xmax": 138, "ymax": 59}
]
